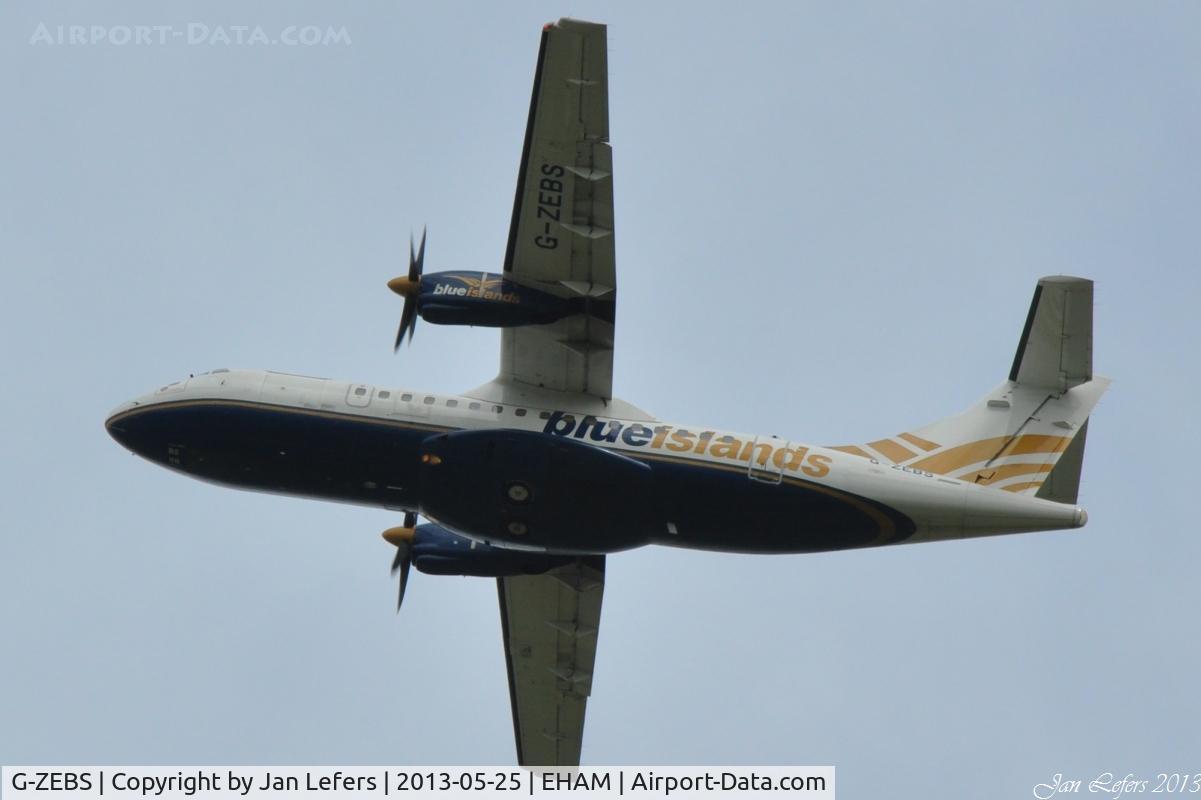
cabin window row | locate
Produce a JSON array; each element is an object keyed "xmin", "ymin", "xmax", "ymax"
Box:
[{"xmin": 380, "ymin": 391, "xmax": 553, "ymax": 420}]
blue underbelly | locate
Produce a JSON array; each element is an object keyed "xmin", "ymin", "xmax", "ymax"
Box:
[{"xmin": 109, "ymin": 400, "xmax": 914, "ymax": 554}]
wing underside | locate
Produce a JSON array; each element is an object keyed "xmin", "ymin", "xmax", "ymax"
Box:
[
  {"xmin": 500, "ymin": 18, "xmax": 615, "ymax": 400},
  {"xmin": 492, "ymin": 18, "xmax": 613, "ymax": 768},
  {"xmin": 497, "ymin": 556, "xmax": 605, "ymax": 766}
]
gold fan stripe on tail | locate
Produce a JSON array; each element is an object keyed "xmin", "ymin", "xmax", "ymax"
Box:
[
  {"xmin": 959, "ymin": 462, "xmax": 1055, "ymax": 486},
  {"xmin": 867, "ymin": 439, "xmax": 918, "ymax": 464},
  {"xmin": 1005, "ymin": 434, "xmax": 1073, "ymax": 457},
  {"xmin": 831, "ymin": 445, "xmax": 873, "ymax": 459},
  {"xmin": 898, "ymin": 432, "xmax": 940, "ymax": 452},
  {"xmin": 910, "ymin": 437, "xmax": 1010, "ymax": 473},
  {"xmin": 911, "ymin": 435, "xmax": 1070, "ymax": 475}
]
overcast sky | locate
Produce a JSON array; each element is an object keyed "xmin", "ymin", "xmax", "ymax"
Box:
[{"xmin": 2, "ymin": 1, "xmax": 1199, "ymax": 796}]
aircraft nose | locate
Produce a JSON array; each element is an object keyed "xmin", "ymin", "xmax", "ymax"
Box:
[{"xmin": 105, "ymin": 402, "xmax": 148, "ymax": 454}]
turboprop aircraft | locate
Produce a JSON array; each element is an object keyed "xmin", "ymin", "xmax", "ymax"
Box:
[{"xmin": 105, "ymin": 18, "xmax": 1110, "ymax": 766}]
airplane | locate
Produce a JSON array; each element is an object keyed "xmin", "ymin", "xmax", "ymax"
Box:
[{"xmin": 105, "ymin": 18, "xmax": 1110, "ymax": 766}]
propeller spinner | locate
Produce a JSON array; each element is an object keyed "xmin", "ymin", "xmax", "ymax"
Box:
[
  {"xmin": 383, "ymin": 511, "xmax": 418, "ymax": 610},
  {"xmin": 388, "ymin": 227, "xmax": 426, "ymax": 350}
]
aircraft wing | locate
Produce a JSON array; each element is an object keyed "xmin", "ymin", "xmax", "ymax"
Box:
[
  {"xmin": 497, "ymin": 557, "xmax": 605, "ymax": 766},
  {"xmin": 500, "ymin": 18, "xmax": 615, "ymax": 401}
]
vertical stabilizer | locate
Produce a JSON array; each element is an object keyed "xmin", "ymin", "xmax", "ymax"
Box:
[
  {"xmin": 832, "ymin": 276, "xmax": 1108, "ymax": 500},
  {"xmin": 1009, "ymin": 277, "xmax": 1093, "ymax": 392}
]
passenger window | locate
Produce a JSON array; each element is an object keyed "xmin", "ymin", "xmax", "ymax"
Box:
[
  {"xmin": 446, "ymin": 399, "xmax": 458, "ymax": 408},
  {"xmin": 493, "ymin": 405, "xmax": 503, "ymax": 414},
  {"xmin": 378, "ymin": 390, "xmax": 391, "ymax": 399},
  {"xmin": 423, "ymin": 396, "xmax": 435, "ymax": 405},
  {"xmin": 401, "ymin": 393, "xmax": 413, "ymax": 402},
  {"xmin": 539, "ymin": 411, "xmax": 551, "ymax": 420},
  {"xmin": 469, "ymin": 402, "xmax": 481, "ymax": 411},
  {"xmin": 515, "ymin": 408, "xmax": 527, "ymax": 417},
  {"xmin": 354, "ymin": 387, "xmax": 367, "ymax": 396}
]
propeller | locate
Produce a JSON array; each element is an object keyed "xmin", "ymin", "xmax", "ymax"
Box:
[
  {"xmin": 388, "ymin": 227, "xmax": 426, "ymax": 351},
  {"xmin": 382, "ymin": 511, "xmax": 418, "ymax": 611}
]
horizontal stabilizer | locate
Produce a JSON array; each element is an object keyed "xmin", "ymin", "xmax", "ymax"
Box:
[{"xmin": 1009, "ymin": 276, "xmax": 1093, "ymax": 392}]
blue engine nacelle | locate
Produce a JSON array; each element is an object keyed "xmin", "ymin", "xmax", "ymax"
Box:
[
  {"xmin": 411, "ymin": 522, "xmax": 573, "ymax": 577},
  {"xmin": 416, "ymin": 271, "xmax": 613, "ymax": 328}
]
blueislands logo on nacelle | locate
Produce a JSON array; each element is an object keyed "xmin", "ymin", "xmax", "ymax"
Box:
[{"xmin": 433, "ymin": 273, "xmax": 522, "ymax": 304}]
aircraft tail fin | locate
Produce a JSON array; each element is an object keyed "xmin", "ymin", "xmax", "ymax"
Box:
[{"xmin": 831, "ymin": 277, "xmax": 1109, "ymax": 500}]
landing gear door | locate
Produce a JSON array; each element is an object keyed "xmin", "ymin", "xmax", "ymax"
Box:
[{"xmin": 747, "ymin": 436, "xmax": 787, "ymax": 484}]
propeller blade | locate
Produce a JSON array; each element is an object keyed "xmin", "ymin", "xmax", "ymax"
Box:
[
  {"xmin": 393, "ymin": 542, "xmax": 413, "ymax": 610},
  {"xmin": 390, "ymin": 541, "xmax": 412, "ymax": 611},
  {"xmin": 397, "ymin": 557, "xmax": 411, "ymax": 611},
  {"xmin": 390, "ymin": 542, "xmax": 408, "ymax": 575},
  {"xmin": 404, "ymin": 299, "xmax": 418, "ymax": 345},
  {"xmin": 393, "ymin": 317, "xmax": 406, "ymax": 351},
  {"xmin": 385, "ymin": 511, "xmax": 419, "ymax": 611},
  {"xmin": 392, "ymin": 228, "xmax": 427, "ymax": 352},
  {"xmin": 411, "ymin": 226, "xmax": 426, "ymax": 281},
  {"xmin": 395, "ymin": 301, "xmax": 415, "ymax": 352}
]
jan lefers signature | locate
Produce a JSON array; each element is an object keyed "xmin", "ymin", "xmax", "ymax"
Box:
[{"xmin": 1033, "ymin": 772, "xmax": 1201, "ymax": 799}]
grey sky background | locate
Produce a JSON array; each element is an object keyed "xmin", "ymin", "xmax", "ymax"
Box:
[{"xmin": 2, "ymin": 0, "xmax": 1199, "ymax": 795}]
